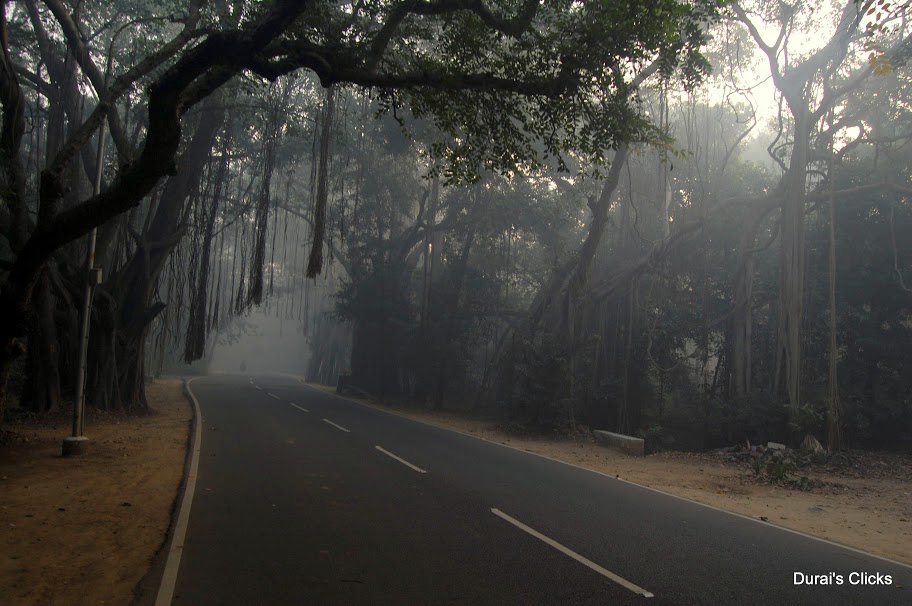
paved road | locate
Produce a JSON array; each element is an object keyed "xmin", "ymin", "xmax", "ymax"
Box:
[{"xmin": 169, "ymin": 375, "xmax": 912, "ymax": 605}]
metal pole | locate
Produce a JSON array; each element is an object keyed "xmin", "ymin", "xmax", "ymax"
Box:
[{"xmin": 64, "ymin": 123, "xmax": 105, "ymax": 454}]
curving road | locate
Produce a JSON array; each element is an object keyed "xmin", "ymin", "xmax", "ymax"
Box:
[{"xmin": 162, "ymin": 375, "xmax": 912, "ymax": 605}]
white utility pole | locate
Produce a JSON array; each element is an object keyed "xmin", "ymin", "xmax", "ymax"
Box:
[{"xmin": 62, "ymin": 123, "xmax": 105, "ymax": 456}]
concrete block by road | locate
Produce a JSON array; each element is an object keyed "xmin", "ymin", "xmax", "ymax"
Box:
[{"xmin": 592, "ymin": 430, "xmax": 645, "ymax": 456}]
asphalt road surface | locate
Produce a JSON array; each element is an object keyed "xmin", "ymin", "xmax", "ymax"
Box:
[{"xmin": 167, "ymin": 374, "xmax": 912, "ymax": 605}]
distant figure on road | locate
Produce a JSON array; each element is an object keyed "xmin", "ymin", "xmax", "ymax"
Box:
[{"xmin": 240, "ymin": 360, "xmax": 247, "ymax": 373}]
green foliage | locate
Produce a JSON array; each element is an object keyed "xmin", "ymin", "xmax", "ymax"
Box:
[
  {"xmin": 509, "ymin": 333, "xmax": 574, "ymax": 430},
  {"xmin": 706, "ymin": 394, "xmax": 785, "ymax": 443},
  {"xmin": 368, "ymin": 0, "xmax": 723, "ymax": 183}
]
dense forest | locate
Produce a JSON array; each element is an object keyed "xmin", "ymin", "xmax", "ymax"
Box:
[{"xmin": 1, "ymin": 0, "xmax": 910, "ymax": 453}]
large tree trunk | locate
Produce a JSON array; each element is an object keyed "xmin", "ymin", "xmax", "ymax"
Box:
[
  {"xmin": 733, "ymin": 0, "xmax": 861, "ymax": 444},
  {"xmin": 24, "ymin": 41, "xmax": 85, "ymax": 413},
  {"xmin": 22, "ymin": 268, "xmax": 61, "ymax": 413},
  {"xmin": 773, "ymin": 110, "xmax": 810, "ymax": 440},
  {"xmin": 87, "ymin": 96, "xmax": 225, "ymax": 411}
]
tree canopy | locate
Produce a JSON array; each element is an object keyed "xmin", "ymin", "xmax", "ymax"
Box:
[{"xmin": 3, "ymin": 0, "xmax": 912, "ymax": 457}]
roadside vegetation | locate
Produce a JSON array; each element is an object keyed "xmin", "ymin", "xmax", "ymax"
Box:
[{"xmin": 0, "ymin": 0, "xmax": 911, "ymax": 546}]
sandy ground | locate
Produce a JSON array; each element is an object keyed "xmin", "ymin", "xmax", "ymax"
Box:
[
  {"xmin": 0, "ymin": 378, "xmax": 191, "ymax": 606},
  {"xmin": 315, "ymin": 384, "xmax": 912, "ymax": 567}
]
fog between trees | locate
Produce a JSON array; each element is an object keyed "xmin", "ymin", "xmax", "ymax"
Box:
[{"xmin": 1, "ymin": 0, "xmax": 910, "ymax": 452}]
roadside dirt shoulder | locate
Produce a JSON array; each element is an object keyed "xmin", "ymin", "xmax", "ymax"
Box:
[
  {"xmin": 0, "ymin": 378, "xmax": 192, "ymax": 605},
  {"xmin": 315, "ymin": 384, "xmax": 912, "ymax": 566}
]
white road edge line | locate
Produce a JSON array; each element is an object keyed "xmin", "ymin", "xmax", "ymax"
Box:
[
  {"xmin": 375, "ymin": 445, "xmax": 427, "ymax": 473},
  {"xmin": 155, "ymin": 378, "xmax": 204, "ymax": 606},
  {"xmin": 491, "ymin": 508, "xmax": 654, "ymax": 598},
  {"xmin": 307, "ymin": 383, "xmax": 912, "ymax": 573},
  {"xmin": 267, "ymin": 392, "xmax": 281, "ymax": 400},
  {"xmin": 323, "ymin": 418, "xmax": 350, "ymax": 433},
  {"xmin": 290, "ymin": 402, "xmax": 309, "ymax": 413}
]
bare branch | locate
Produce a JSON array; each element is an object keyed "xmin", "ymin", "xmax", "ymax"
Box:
[
  {"xmin": 40, "ymin": 0, "xmax": 133, "ymax": 158},
  {"xmin": 10, "ymin": 0, "xmax": 308, "ymax": 295}
]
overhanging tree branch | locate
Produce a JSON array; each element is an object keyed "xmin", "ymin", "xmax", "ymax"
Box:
[
  {"xmin": 367, "ymin": 0, "xmax": 540, "ymax": 71},
  {"xmin": 9, "ymin": 0, "xmax": 309, "ymax": 301}
]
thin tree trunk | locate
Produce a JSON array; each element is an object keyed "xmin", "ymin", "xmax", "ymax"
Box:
[
  {"xmin": 617, "ymin": 282, "xmax": 636, "ymax": 434},
  {"xmin": 306, "ymin": 85, "xmax": 335, "ymax": 278},
  {"xmin": 729, "ymin": 203, "xmax": 778, "ymax": 397},
  {"xmin": 826, "ymin": 171, "xmax": 842, "ymax": 450},
  {"xmin": 185, "ymin": 135, "xmax": 229, "ymax": 362}
]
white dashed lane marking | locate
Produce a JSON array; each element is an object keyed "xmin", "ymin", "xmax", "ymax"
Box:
[
  {"xmin": 375, "ymin": 446, "xmax": 427, "ymax": 473},
  {"xmin": 491, "ymin": 508, "xmax": 654, "ymax": 598},
  {"xmin": 323, "ymin": 419, "xmax": 350, "ymax": 433}
]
